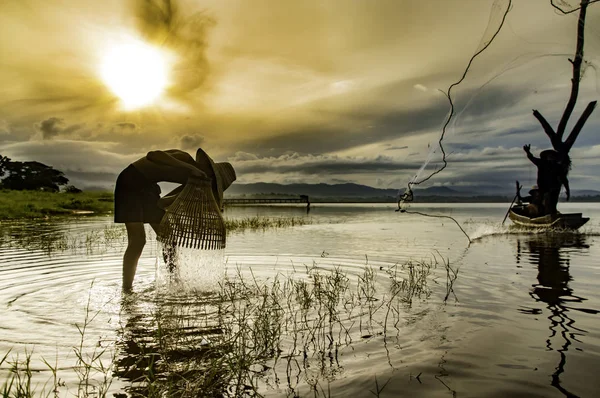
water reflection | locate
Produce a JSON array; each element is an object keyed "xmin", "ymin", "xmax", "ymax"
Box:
[
  {"xmin": 113, "ymin": 291, "xmax": 228, "ymax": 397},
  {"xmin": 516, "ymin": 234, "xmax": 597, "ymax": 398}
]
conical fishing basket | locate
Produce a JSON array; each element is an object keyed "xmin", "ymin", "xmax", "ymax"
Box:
[{"xmin": 157, "ymin": 176, "xmax": 226, "ymax": 250}]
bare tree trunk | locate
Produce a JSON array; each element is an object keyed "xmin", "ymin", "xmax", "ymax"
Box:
[
  {"xmin": 556, "ymin": 0, "xmax": 589, "ymax": 141},
  {"xmin": 532, "ymin": 0, "xmax": 596, "ymax": 154}
]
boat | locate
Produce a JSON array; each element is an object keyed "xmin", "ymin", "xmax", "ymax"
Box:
[{"xmin": 509, "ymin": 204, "xmax": 589, "ymax": 230}]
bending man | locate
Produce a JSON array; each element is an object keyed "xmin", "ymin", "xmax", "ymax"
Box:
[{"xmin": 114, "ymin": 148, "xmax": 236, "ymax": 291}]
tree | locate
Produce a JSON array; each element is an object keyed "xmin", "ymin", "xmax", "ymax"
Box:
[
  {"xmin": 532, "ymin": 0, "xmax": 597, "ymax": 157},
  {"xmin": 0, "ymin": 155, "xmax": 10, "ymax": 179},
  {"xmin": 1, "ymin": 159, "xmax": 69, "ymax": 192}
]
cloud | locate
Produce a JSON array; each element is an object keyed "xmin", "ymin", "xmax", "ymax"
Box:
[
  {"xmin": 131, "ymin": 0, "xmax": 215, "ymax": 96},
  {"xmin": 385, "ymin": 145, "xmax": 408, "ymax": 151},
  {"xmin": 225, "ymin": 143, "xmax": 600, "ymax": 191},
  {"xmin": 0, "ymin": 119, "xmax": 9, "ymax": 136},
  {"xmin": 34, "ymin": 117, "xmax": 85, "ymax": 140},
  {"xmin": 36, "ymin": 117, "xmax": 64, "ymax": 140},
  {"xmin": 0, "ymin": 139, "xmax": 137, "ymax": 175},
  {"xmin": 115, "ymin": 122, "xmax": 137, "ymax": 130},
  {"xmin": 230, "ymin": 151, "xmax": 259, "ymax": 161},
  {"xmin": 179, "ymin": 133, "xmax": 205, "ymax": 150},
  {"xmin": 1, "ymin": 0, "xmax": 599, "ymax": 191}
]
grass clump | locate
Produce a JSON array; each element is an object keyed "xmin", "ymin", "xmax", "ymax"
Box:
[
  {"xmin": 224, "ymin": 216, "xmax": 311, "ymax": 232},
  {"xmin": 0, "ymin": 190, "xmax": 114, "ymax": 220}
]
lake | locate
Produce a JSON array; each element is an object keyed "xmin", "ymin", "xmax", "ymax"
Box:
[{"xmin": 1, "ymin": 202, "xmax": 599, "ymax": 397}]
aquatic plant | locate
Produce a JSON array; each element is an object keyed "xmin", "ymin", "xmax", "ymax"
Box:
[
  {"xmin": 1, "ymin": 284, "xmax": 115, "ymax": 398},
  {"xmin": 224, "ymin": 216, "xmax": 311, "ymax": 232},
  {"xmin": 0, "ymin": 216, "xmax": 310, "ymax": 255},
  {"xmin": 112, "ymin": 257, "xmax": 442, "ymax": 397},
  {"xmin": 0, "ymin": 254, "xmax": 451, "ymax": 397},
  {"xmin": 72, "ymin": 282, "xmax": 115, "ymax": 398}
]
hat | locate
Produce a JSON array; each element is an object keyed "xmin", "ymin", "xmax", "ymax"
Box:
[
  {"xmin": 194, "ymin": 148, "xmax": 236, "ymax": 208},
  {"xmin": 540, "ymin": 149, "xmax": 559, "ymax": 160}
]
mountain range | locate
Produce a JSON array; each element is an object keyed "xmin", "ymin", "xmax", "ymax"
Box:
[{"xmin": 225, "ymin": 182, "xmax": 600, "ymax": 201}]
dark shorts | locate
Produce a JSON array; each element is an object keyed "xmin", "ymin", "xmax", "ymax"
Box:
[{"xmin": 114, "ymin": 164, "xmax": 165, "ymax": 224}]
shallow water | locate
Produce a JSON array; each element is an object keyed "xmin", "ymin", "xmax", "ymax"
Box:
[{"xmin": 1, "ymin": 202, "xmax": 600, "ymax": 397}]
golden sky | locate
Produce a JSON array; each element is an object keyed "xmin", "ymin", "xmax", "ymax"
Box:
[{"xmin": 0, "ymin": 0, "xmax": 599, "ymax": 192}]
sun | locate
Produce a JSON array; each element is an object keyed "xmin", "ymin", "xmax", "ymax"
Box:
[{"xmin": 100, "ymin": 38, "xmax": 169, "ymax": 109}]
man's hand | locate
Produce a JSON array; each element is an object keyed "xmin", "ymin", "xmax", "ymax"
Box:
[
  {"xmin": 523, "ymin": 144, "xmax": 531, "ymax": 153},
  {"xmin": 190, "ymin": 169, "xmax": 208, "ymax": 179}
]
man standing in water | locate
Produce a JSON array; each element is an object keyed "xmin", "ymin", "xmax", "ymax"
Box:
[{"xmin": 114, "ymin": 148, "xmax": 236, "ymax": 292}]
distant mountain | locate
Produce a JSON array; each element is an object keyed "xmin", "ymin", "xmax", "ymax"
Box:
[
  {"xmin": 225, "ymin": 182, "xmax": 398, "ymax": 198},
  {"xmin": 226, "ymin": 182, "xmax": 474, "ymax": 199},
  {"xmin": 225, "ymin": 182, "xmax": 600, "ymax": 201},
  {"xmin": 571, "ymin": 189, "xmax": 600, "ymax": 197}
]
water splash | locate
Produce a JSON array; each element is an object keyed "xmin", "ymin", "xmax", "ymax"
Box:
[
  {"xmin": 470, "ymin": 223, "xmax": 600, "ymax": 241},
  {"xmin": 155, "ymin": 243, "xmax": 225, "ymax": 293}
]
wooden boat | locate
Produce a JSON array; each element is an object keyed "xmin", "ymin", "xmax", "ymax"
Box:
[{"xmin": 509, "ymin": 204, "xmax": 589, "ymax": 230}]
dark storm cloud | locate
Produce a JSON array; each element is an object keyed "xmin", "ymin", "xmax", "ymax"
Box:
[
  {"xmin": 452, "ymin": 166, "xmax": 528, "ymax": 190},
  {"xmin": 132, "ymin": 0, "xmax": 215, "ymax": 96},
  {"xmin": 37, "ymin": 117, "xmax": 63, "ymax": 139},
  {"xmin": 452, "ymin": 84, "xmax": 536, "ymax": 120},
  {"xmin": 65, "ymin": 170, "xmax": 120, "ymax": 189},
  {"xmin": 236, "ymin": 84, "xmax": 536, "ymax": 157},
  {"xmin": 384, "ymin": 145, "xmax": 408, "ymax": 151},
  {"xmin": 36, "ymin": 117, "xmax": 83, "ymax": 140},
  {"xmin": 237, "ymin": 103, "xmax": 449, "ymax": 156},
  {"xmin": 235, "ymin": 156, "xmax": 424, "ymax": 176}
]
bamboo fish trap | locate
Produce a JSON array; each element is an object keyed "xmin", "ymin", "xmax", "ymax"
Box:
[{"xmin": 157, "ymin": 176, "xmax": 226, "ymax": 250}]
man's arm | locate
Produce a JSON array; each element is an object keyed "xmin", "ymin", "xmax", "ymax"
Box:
[
  {"xmin": 157, "ymin": 185, "xmax": 184, "ymax": 209},
  {"xmin": 523, "ymin": 144, "xmax": 540, "ymax": 166}
]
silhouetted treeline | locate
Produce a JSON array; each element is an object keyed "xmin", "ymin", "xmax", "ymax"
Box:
[{"xmin": 0, "ymin": 154, "xmax": 77, "ymax": 192}]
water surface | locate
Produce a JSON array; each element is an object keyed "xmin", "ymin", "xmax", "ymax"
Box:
[{"xmin": 1, "ymin": 203, "xmax": 599, "ymax": 397}]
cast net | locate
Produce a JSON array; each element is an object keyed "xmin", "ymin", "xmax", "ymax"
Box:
[{"xmin": 397, "ymin": 0, "xmax": 513, "ymax": 211}]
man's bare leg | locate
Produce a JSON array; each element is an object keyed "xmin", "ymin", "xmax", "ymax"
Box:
[{"xmin": 123, "ymin": 223, "xmax": 146, "ymax": 292}]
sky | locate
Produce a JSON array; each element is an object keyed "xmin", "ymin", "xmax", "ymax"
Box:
[{"xmin": 1, "ymin": 0, "xmax": 599, "ymax": 193}]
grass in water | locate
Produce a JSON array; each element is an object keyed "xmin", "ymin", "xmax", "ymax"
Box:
[
  {"xmin": 1, "ymin": 282, "xmax": 115, "ymax": 398},
  {"xmin": 1, "ymin": 255, "xmax": 446, "ymax": 397},
  {"xmin": 224, "ymin": 216, "xmax": 311, "ymax": 232},
  {"xmin": 1, "ymin": 211, "xmax": 455, "ymax": 397},
  {"xmin": 113, "ymin": 258, "xmax": 439, "ymax": 397},
  {"xmin": 0, "ymin": 217, "xmax": 311, "ymax": 254}
]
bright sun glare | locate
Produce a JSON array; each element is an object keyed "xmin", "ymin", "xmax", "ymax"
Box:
[{"xmin": 100, "ymin": 39, "xmax": 169, "ymax": 109}]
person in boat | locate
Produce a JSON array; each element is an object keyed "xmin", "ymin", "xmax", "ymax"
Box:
[
  {"xmin": 114, "ymin": 148, "xmax": 236, "ymax": 292},
  {"xmin": 523, "ymin": 145, "xmax": 570, "ymax": 216},
  {"xmin": 517, "ymin": 185, "xmax": 543, "ymax": 218}
]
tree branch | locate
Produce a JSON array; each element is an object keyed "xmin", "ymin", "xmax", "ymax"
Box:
[
  {"xmin": 550, "ymin": 0, "xmax": 599, "ymax": 14},
  {"xmin": 563, "ymin": 100, "xmax": 597, "ymax": 151},
  {"xmin": 532, "ymin": 109, "xmax": 561, "ymax": 149},
  {"xmin": 556, "ymin": 0, "xmax": 589, "ymax": 140}
]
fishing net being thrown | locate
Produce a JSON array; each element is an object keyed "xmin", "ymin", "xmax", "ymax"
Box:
[
  {"xmin": 157, "ymin": 175, "xmax": 226, "ymax": 250},
  {"xmin": 397, "ymin": 0, "xmax": 513, "ymax": 211}
]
